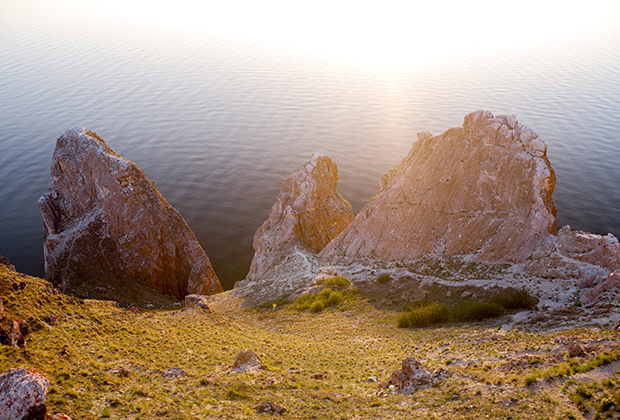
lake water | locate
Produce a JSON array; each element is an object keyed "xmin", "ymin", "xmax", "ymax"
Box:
[{"xmin": 1, "ymin": 1, "xmax": 620, "ymax": 290}]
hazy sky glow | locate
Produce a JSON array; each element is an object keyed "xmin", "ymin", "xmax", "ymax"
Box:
[{"xmin": 90, "ymin": 0, "xmax": 618, "ymax": 68}]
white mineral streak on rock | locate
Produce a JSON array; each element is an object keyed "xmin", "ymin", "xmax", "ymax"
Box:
[{"xmin": 38, "ymin": 127, "xmax": 222, "ymax": 298}]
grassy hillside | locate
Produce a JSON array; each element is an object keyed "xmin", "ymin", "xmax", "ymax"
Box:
[{"xmin": 2, "ymin": 265, "xmax": 620, "ymax": 419}]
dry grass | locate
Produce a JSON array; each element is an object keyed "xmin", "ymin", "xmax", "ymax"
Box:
[{"xmin": 2, "ymin": 266, "xmax": 620, "ymax": 419}]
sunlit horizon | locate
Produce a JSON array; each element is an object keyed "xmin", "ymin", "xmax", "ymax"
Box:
[{"xmin": 87, "ymin": 0, "xmax": 619, "ymax": 68}]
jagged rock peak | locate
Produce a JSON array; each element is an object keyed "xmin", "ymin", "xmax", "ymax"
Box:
[
  {"xmin": 38, "ymin": 127, "xmax": 222, "ymax": 299},
  {"xmin": 244, "ymin": 153, "xmax": 354, "ymax": 282},
  {"xmin": 321, "ymin": 110, "xmax": 557, "ymax": 264}
]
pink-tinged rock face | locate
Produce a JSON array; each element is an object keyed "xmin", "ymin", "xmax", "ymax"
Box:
[
  {"xmin": 38, "ymin": 128, "xmax": 222, "ymax": 299},
  {"xmin": 321, "ymin": 110, "xmax": 557, "ymax": 264},
  {"xmin": 245, "ymin": 153, "xmax": 354, "ymax": 282},
  {"xmin": 0, "ymin": 368, "xmax": 49, "ymax": 420}
]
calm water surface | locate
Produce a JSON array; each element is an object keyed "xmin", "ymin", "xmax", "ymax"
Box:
[{"xmin": 1, "ymin": 1, "xmax": 620, "ymax": 289}]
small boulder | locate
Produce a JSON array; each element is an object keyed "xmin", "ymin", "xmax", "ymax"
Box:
[
  {"xmin": 49, "ymin": 414, "xmax": 73, "ymax": 420},
  {"xmin": 184, "ymin": 294, "xmax": 211, "ymax": 310},
  {"xmin": 379, "ymin": 357, "xmax": 447, "ymax": 393},
  {"xmin": 0, "ymin": 368, "xmax": 50, "ymax": 420},
  {"xmin": 10, "ymin": 319, "xmax": 29, "ymax": 348},
  {"xmin": 254, "ymin": 401, "xmax": 287, "ymax": 414},
  {"xmin": 568, "ymin": 343, "xmax": 585, "ymax": 358},
  {"xmin": 232, "ymin": 350, "xmax": 263, "ymax": 373},
  {"xmin": 162, "ymin": 368, "xmax": 188, "ymax": 378}
]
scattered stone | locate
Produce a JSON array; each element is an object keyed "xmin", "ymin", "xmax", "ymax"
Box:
[
  {"xmin": 311, "ymin": 373, "xmax": 324, "ymax": 380},
  {"xmin": 109, "ymin": 367, "xmax": 131, "ymax": 377},
  {"xmin": 233, "ymin": 350, "xmax": 264, "ymax": 373},
  {"xmin": 379, "ymin": 357, "xmax": 447, "ymax": 393},
  {"xmin": 184, "ymin": 294, "xmax": 211, "ymax": 310},
  {"xmin": 42, "ymin": 315, "xmax": 58, "ymax": 327},
  {"xmin": 49, "ymin": 414, "xmax": 73, "ymax": 420},
  {"xmin": 245, "ymin": 153, "xmax": 354, "ymax": 282},
  {"xmin": 38, "ymin": 127, "xmax": 222, "ymax": 299},
  {"xmin": 127, "ymin": 307, "xmax": 140, "ymax": 314},
  {"xmin": 0, "ymin": 368, "xmax": 50, "ymax": 420},
  {"xmin": 162, "ymin": 368, "xmax": 188, "ymax": 378},
  {"xmin": 12, "ymin": 282, "xmax": 26, "ymax": 291},
  {"xmin": 10, "ymin": 319, "xmax": 29, "ymax": 348},
  {"xmin": 254, "ymin": 401, "xmax": 287, "ymax": 414},
  {"xmin": 0, "ymin": 255, "xmax": 16, "ymax": 271},
  {"xmin": 568, "ymin": 343, "xmax": 585, "ymax": 358}
]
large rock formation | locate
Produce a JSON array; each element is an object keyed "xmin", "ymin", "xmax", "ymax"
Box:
[
  {"xmin": 321, "ymin": 110, "xmax": 557, "ymax": 264},
  {"xmin": 38, "ymin": 127, "xmax": 222, "ymax": 299},
  {"xmin": 244, "ymin": 153, "xmax": 354, "ymax": 282}
]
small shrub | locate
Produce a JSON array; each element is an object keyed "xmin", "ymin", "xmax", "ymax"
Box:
[
  {"xmin": 576, "ymin": 386, "xmax": 593, "ymax": 399},
  {"xmin": 326, "ymin": 290, "xmax": 343, "ymax": 306},
  {"xmin": 397, "ymin": 301, "xmax": 449, "ymax": 328},
  {"xmin": 492, "ymin": 287, "xmax": 538, "ymax": 310},
  {"xmin": 324, "ymin": 276, "xmax": 350, "ymax": 287},
  {"xmin": 598, "ymin": 395, "xmax": 614, "ymax": 412},
  {"xmin": 524, "ymin": 374, "xmax": 538, "ymax": 387},
  {"xmin": 102, "ymin": 406, "xmax": 111, "ymax": 418},
  {"xmin": 310, "ymin": 300, "xmax": 325, "ymax": 313},
  {"xmin": 452, "ymin": 300, "xmax": 503, "ymax": 322},
  {"xmin": 377, "ymin": 273, "xmax": 391, "ymax": 284}
]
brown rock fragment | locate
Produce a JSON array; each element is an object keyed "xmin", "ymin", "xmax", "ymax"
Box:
[
  {"xmin": 255, "ymin": 401, "xmax": 287, "ymax": 414},
  {"xmin": 232, "ymin": 349, "xmax": 263, "ymax": 373},
  {"xmin": 568, "ymin": 343, "xmax": 585, "ymax": 358}
]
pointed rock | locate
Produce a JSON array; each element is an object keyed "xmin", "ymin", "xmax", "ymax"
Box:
[
  {"xmin": 245, "ymin": 153, "xmax": 354, "ymax": 282},
  {"xmin": 38, "ymin": 128, "xmax": 222, "ymax": 299},
  {"xmin": 321, "ymin": 110, "xmax": 557, "ymax": 264}
]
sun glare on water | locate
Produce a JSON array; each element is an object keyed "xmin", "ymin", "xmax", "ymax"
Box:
[{"xmin": 96, "ymin": 0, "xmax": 616, "ymax": 69}]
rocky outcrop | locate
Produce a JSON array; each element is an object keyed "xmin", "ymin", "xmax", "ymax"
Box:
[
  {"xmin": 321, "ymin": 110, "xmax": 557, "ymax": 264},
  {"xmin": 38, "ymin": 127, "xmax": 222, "ymax": 299},
  {"xmin": 379, "ymin": 357, "xmax": 447, "ymax": 393},
  {"xmin": 0, "ymin": 368, "xmax": 49, "ymax": 420},
  {"xmin": 244, "ymin": 153, "xmax": 354, "ymax": 282}
]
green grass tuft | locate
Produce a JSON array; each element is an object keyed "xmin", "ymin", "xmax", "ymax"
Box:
[{"xmin": 397, "ymin": 301, "xmax": 449, "ymax": 328}]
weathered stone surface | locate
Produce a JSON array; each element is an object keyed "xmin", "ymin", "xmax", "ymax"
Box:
[
  {"xmin": 38, "ymin": 127, "xmax": 222, "ymax": 299},
  {"xmin": 245, "ymin": 153, "xmax": 354, "ymax": 282},
  {"xmin": 255, "ymin": 401, "xmax": 287, "ymax": 414},
  {"xmin": 581, "ymin": 271, "xmax": 620, "ymax": 307},
  {"xmin": 321, "ymin": 110, "xmax": 557, "ymax": 264},
  {"xmin": 0, "ymin": 255, "xmax": 15, "ymax": 272},
  {"xmin": 232, "ymin": 349, "xmax": 263, "ymax": 373},
  {"xmin": 379, "ymin": 357, "xmax": 447, "ymax": 393},
  {"xmin": 558, "ymin": 226, "xmax": 620, "ymax": 271},
  {"xmin": 184, "ymin": 294, "xmax": 211, "ymax": 310},
  {"xmin": 0, "ymin": 368, "xmax": 49, "ymax": 420}
]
